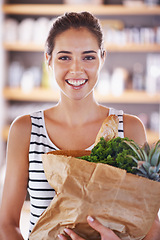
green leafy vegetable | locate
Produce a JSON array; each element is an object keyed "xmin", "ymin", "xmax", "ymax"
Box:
[{"xmin": 78, "ymin": 137, "xmax": 137, "ymax": 173}]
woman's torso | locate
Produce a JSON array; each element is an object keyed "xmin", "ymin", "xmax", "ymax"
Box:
[{"xmin": 27, "ymin": 108, "xmax": 124, "ymax": 236}]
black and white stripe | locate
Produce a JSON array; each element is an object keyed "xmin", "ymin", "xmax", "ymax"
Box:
[
  {"xmin": 28, "ymin": 111, "xmax": 58, "ymax": 236},
  {"xmin": 109, "ymin": 108, "xmax": 124, "ymax": 138}
]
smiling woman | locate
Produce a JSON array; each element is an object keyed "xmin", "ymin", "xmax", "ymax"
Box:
[
  {"xmin": 47, "ymin": 27, "xmax": 105, "ymax": 101},
  {"xmin": 45, "ymin": 12, "xmax": 105, "ymax": 103},
  {"xmin": 0, "ymin": 11, "xmax": 160, "ymax": 240}
]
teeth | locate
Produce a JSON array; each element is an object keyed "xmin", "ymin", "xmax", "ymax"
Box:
[{"xmin": 67, "ymin": 80, "xmax": 86, "ymax": 86}]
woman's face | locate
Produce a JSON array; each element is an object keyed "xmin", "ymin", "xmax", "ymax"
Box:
[{"xmin": 49, "ymin": 27, "xmax": 105, "ymax": 101}]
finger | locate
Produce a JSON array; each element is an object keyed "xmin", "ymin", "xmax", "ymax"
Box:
[
  {"xmin": 87, "ymin": 216, "xmax": 120, "ymax": 240},
  {"xmin": 63, "ymin": 228, "xmax": 84, "ymax": 240},
  {"xmin": 87, "ymin": 216, "xmax": 107, "ymax": 235},
  {"xmin": 58, "ymin": 234, "xmax": 68, "ymax": 240}
]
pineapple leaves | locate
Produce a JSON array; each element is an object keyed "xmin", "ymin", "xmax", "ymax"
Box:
[
  {"xmin": 124, "ymin": 139, "xmax": 160, "ymax": 182},
  {"xmin": 123, "ymin": 140, "xmax": 142, "ymax": 161},
  {"xmin": 142, "ymin": 142, "xmax": 150, "ymax": 156},
  {"xmin": 126, "ymin": 155, "xmax": 139, "ymax": 164}
]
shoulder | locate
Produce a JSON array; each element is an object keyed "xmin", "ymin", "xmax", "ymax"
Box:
[
  {"xmin": 8, "ymin": 114, "xmax": 31, "ymax": 151},
  {"xmin": 9, "ymin": 114, "xmax": 31, "ymax": 135},
  {"xmin": 123, "ymin": 113, "xmax": 147, "ymax": 146}
]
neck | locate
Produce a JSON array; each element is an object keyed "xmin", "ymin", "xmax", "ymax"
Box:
[{"xmin": 56, "ymin": 91, "xmax": 100, "ymax": 127}]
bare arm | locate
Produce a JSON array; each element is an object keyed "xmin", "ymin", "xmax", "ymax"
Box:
[
  {"xmin": 143, "ymin": 216, "xmax": 160, "ymax": 240},
  {"xmin": 123, "ymin": 114, "xmax": 147, "ymax": 146},
  {"xmin": 0, "ymin": 115, "xmax": 31, "ymax": 240}
]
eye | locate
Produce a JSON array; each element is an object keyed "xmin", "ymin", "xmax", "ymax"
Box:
[
  {"xmin": 58, "ymin": 56, "xmax": 71, "ymax": 61},
  {"xmin": 83, "ymin": 55, "xmax": 96, "ymax": 61}
]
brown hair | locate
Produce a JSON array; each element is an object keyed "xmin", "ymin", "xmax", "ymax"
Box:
[{"xmin": 45, "ymin": 11, "xmax": 105, "ymax": 60}]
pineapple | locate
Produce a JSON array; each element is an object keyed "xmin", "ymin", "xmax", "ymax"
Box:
[{"xmin": 124, "ymin": 139, "xmax": 160, "ymax": 182}]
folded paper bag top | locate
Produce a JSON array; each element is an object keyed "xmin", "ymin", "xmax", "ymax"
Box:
[{"xmin": 29, "ymin": 150, "xmax": 160, "ymax": 240}]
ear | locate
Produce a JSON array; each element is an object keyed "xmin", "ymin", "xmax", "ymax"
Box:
[
  {"xmin": 102, "ymin": 50, "xmax": 106, "ymax": 59},
  {"xmin": 45, "ymin": 52, "xmax": 52, "ymax": 67},
  {"xmin": 100, "ymin": 50, "xmax": 106, "ymax": 70}
]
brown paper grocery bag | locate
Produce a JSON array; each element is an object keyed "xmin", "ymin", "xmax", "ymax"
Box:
[{"xmin": 29, "ymin": 150, "xmax": 160, "ymax": 240}]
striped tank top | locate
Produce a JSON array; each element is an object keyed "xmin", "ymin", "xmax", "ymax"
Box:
[{"xmin": 27, "ymin": 108, "xmax": 124, "ymax": 237}]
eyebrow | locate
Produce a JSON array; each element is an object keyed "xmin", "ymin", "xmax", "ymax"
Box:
[
  {"xmin": 57, "ymin": 51, "xmax": 71, "ymax": 54},
  {"xmin": 83, "ymin": 50, "xmax": 97, "ymax": 54},
  {"xmin": 57, "ymin": 50, "xmax": 97, "ymax": 54}
]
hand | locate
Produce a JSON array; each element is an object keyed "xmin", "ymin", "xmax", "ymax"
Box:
[
  {"xmin": 142, "ymin": 216, "xmax": 160, "ymax": 240},
  {"xmin": 58, "ymin": 216, "xmax": 121, "ymax": 240}
]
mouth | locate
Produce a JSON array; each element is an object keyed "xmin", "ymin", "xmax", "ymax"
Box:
[{"xmin": 65, "ymin": 79, "xmax": 88, "ymax": 87}]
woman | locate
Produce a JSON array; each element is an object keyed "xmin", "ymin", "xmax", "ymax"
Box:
[{"xmin": 0, "ymin": 12, "xmax": 159, "ymax": 240}]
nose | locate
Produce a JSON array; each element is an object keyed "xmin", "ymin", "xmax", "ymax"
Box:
[{"xmin": 70, "ymin": 59, "xmax": 83, "ymax": 74}]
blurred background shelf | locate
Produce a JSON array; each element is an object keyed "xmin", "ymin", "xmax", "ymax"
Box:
[
  {"xmin": 2, "ymin": 4, "xmax": 160, "ymax": 16},
  {"xmin": 1, "ymin": 2, "xmax": 160, "ymax": 237},
  {"xmin": 3, "ymin": 87, "xmax": 60, "ymax": 102},
  {"xmin": 3, "ymin": 43, "xmax": 45, "ymax": 52},
  {"xmin": 1, "ymin": 1, "xmax": 160, "ymax": 168},
  {"xmin": 3, "ymin": 87, "xmax": 160, "ymax": 104},
  {"xmin": 146, "ymin": 129, "xmax": 160, "ymax": 145},
  {"xmin": 105, "ymin": 43, "xmax": 160, "ymax": 52},
  {"xmin": 3, "ymin": 42, "xmax": 160, "ymax": 52}
]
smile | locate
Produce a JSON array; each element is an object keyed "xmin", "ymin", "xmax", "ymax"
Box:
[{"xmin": 65, "ymin": 79, "xmax": 88, "ymax": 87}]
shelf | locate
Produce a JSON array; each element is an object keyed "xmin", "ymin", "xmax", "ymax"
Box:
[
  {"xmin": 2, "ymin": 4, "xmax": 160, "ymax": 16},
  {"xmin": 2, "ymin": 3, "xmax": 160, "ymax": 149},
  {"xmin": 2, "ymin": 126, "xmax": 10, "ymax": 142},
  {"xmin": 105, "ymin": 43, "xmax": 160, "ymax": 53},
  {"xmin": 94, "ymin": 91, "xmax": 160, "ymax": 104},
  {"xmin": 3, "ymin": 42, "xmax": 45, "ymax": 52},
  {"xmin": 2, "ymin": 124, "xmax": 159, "ymax": 145},
  {"xmin": 3, "ymin": 87, "xmax": 60, "ymax": 102},
  {"xmin": 3, "ymin": 42, "xmax": 160, "ymax": 53},
  {"xmin": 147, "ymin": 129, "xmax": 160, "ymax": 145},
  {"xmin": 3, "ymin": 87, "xmax": 160, "ymax": 104}
]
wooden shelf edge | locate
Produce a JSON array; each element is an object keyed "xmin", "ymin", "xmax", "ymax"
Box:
[
  {"xmin": 106, "ymin": 43, "xmax": 160, "ymax": 52},
  {"xmin": 2, "ymin": 126, "xmax": 10, "ymax": 142},
  {"xmin": 3, "ymin": 42, "xmax": 45, "ymax": 52},
  {"xmin": 3, "ymin": 87, "xmax": 60, "ymax": 102},
  {"xmin": 2, "ymin": 87, "xmax": 160, "ymax": 104},
  {"xmin": 3, "ymin": 42, "xmax": 160, "ymax": 52},
  {"xmin": 146, "ymin": 130, "xmax": 160, "ymax": 145},
  {"xmin": 94, "ymin": 91, "xmax": 160, "ymax": 103},
  {"xmin": 2, "ymin": 4, "xmax": 160, "ymax": 16}
]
